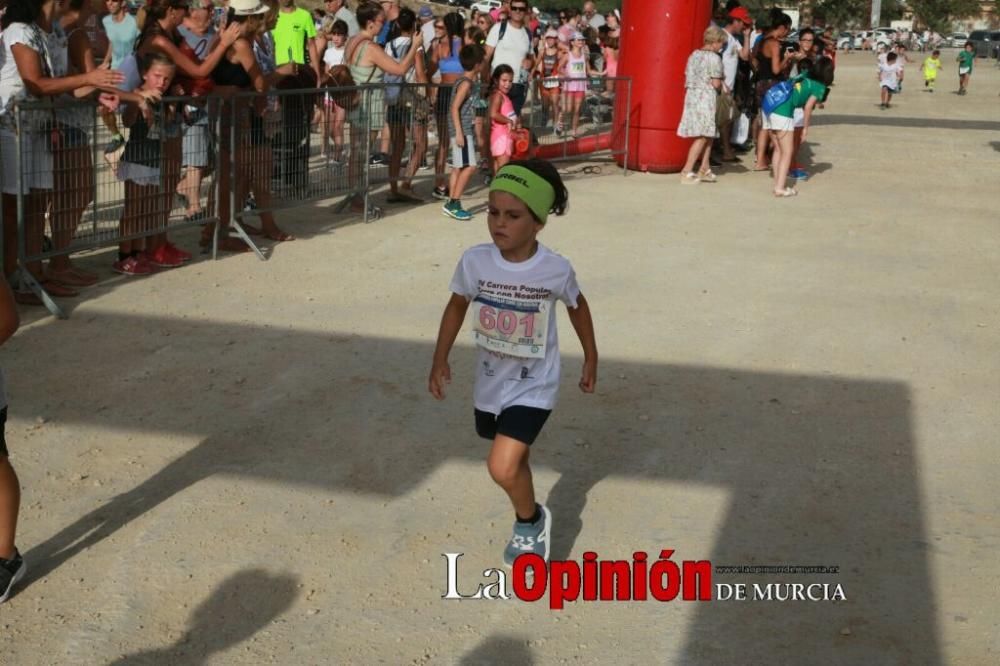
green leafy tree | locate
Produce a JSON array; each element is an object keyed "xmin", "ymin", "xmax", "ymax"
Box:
[{"xmin": 908, "ymin": 0, "xmax": 982, "ymax": 32}]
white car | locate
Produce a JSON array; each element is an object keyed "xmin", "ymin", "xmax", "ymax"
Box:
[
  {"xmin": 471, "ymin": 0, "xmax": 501, "ymax": 12},
  {"xmin": 946, "ymin": 32, "xmax": 968, "ymax": 47}
]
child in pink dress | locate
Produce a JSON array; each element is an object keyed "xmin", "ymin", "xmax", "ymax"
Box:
[{"xmin": 489, "ymin": 65, "xmax": 518, "ymax": 174}]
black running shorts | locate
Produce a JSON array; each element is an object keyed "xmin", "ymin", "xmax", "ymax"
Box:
[{"xmin": 475, "ymin": 406, "xmax": 552, "ymax": 446}]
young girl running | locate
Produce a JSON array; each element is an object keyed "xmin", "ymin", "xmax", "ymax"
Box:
[
  {"xmin": 488, "ymin": 65, "xmax": 518, "ymax": 175},
  {"xmin": 429, "ymin": 159, "xmax": 598, "ymax": 566},
  {"xmin": 559, "ymin": 32, "xmax": 596, "ymax": 138}
]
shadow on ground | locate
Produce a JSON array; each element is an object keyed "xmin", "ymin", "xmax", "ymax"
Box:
[
  {"xmin": 815, "ymin": 114, "xmax": 1000, "ymax": 132},
  {"xmin": 107, "ymin": 568, "xmax": 298, "ymax": 665},
  {"xmin": 9, "ymin": 314, "xmax": 941, "ymax": 663}
]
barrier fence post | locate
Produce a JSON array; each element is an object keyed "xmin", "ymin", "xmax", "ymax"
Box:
[
  {"xmin": 623, "ymin": 78, "xmax": 631, "ymax": 177},
  {"xmin": 225, "ymin": 93, "xmax": 266, "ymax": 261},
  {"xmin": 14, "ymin": 105, "xmax": 64, "ymax": 318}
]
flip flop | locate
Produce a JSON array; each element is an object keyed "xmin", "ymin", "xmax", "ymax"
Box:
[
  {"xmin": 773, "ymin": 187, "xmax": 798, "ymax": 198},
  {"xmin": 752, "ymin": 164, "xmax": 771, "ymax": 172}
]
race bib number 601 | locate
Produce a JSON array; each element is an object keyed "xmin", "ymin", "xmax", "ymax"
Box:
[{"xmin": 471, "ymin": 296, "xmax": 549, "ymax": 359}]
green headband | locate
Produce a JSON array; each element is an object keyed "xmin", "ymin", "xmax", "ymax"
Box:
[{"xmin": 489, "ymin": 165, "xmax": 556, "ymax": 224}]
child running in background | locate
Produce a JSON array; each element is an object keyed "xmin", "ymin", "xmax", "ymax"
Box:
[
  {"xmin": 922, "ymin": 49, "xmax": 941, "ymax": 92},
  {"xmin": 878, "ymin": 52, "xmax": 902, "ymax": 109},
  {"xmin": 488, "ymin": 64, "xmax": 518, "ymax": 175},
  {"xmin": 957, "ymin": 41, "xmax": 974, "ymax": 95},
  {"xmin": 444, "ymin": 44, "xmax": 485, "ymax": 222},
  {"xmin": 114, "ymin": 53, "xmax": 186, "ymax": 275},
  {"xmin": 894, "ymin": 44, "xmax": 909, "ymax": 93},
  {"xmin": 429, "ymin": 159, "xmax": 598, "ymax": 568}
]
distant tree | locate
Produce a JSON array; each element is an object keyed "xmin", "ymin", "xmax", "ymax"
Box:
[{"xmin": 908, "ymin": 0, "xmax": 983, "ymax": 32}]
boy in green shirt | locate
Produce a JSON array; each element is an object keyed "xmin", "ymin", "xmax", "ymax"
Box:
[{"xmin": 957, "ymin": 42, "xmax": 974, "ymax": 96}]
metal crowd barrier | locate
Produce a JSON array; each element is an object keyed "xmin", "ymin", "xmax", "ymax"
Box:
[{"xmin": 7, "ymin": 77, "xmax": 631, "ymax": 318}]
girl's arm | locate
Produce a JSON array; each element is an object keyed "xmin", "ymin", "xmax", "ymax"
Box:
[
  {"xmin": 800, "ymin": 96, "xmax": 818, "ymax": 139},
  {"xmin": 488, "ymin": 90, "xmax": 508, "ymax": 125},
  {"xmin": 429, "ymin": 293, "xmax": 471, "ymax": 400},
  {"xmin": 365, "ymin": 33, "xmax": 424, "ymax": 76},
  {"xmin": 566, "ymin": 293, "xmax": 598, "ymax": 393},
  {"xmin": 148, "ymin": 24, "xmax": 241, "ymax": 81},
  {"xmin": 12, "ymin": 44, "xmax": 124, "ymax": 97}
]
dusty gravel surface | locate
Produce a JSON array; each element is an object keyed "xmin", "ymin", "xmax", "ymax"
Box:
[{"xmin": 3, "ymin": 55, "xmax": 999, "ymax": 664}]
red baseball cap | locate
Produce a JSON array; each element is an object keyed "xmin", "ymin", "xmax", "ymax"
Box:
[{"xmin": 728, "ymin": 7, "xmax": 752, "ymax": 25}]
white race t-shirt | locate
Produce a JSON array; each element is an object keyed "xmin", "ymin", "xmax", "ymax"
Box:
[
  {"xmin": 323, "ymin": 44, "xmax": 345, "ymax": 69},
  {"xmin": 722, "ymin": 31, "xmax": 740, "ymax": 90},
  {"xmin": 450, "ymin": 243, "xmax": 581, "ymax": 414},
  {"xmin": 485, "ymin": 20, "xmax": 532, "ymax": 75},
  {"xmin": 879, "ymin": 62, "xmax": 902, "ymax": 89}
]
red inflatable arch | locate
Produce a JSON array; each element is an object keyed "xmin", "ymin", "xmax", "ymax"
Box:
[{"xmin": 536, "ymin": 0, "xmax": 713, "ymax": 173}]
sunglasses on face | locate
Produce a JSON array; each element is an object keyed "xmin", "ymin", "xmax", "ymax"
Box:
[
  {"xmin": 435, "ymin": 24, "xmax": 445, "ymax": 29},
  {"xmin": 511, "ymin": 5, "xmax": 526, "ymax": 11}
]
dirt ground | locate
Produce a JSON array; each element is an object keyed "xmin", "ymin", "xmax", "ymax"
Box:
[{"xmin": 3, "ymin": 54, "xmax": 999, "ymax": 664}]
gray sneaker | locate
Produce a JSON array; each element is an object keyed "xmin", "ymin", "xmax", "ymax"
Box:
[{"xmin": 503, "ymin": 504, "xmax": 552, "ymax": 567}]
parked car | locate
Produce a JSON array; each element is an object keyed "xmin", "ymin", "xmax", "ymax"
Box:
[
  {"xmin": 471, "ymin": 0, "xmax": 501, "ymax": 13},
  {"xmin": 968, "ymin": 30, "xmax": 1000, "ymax": 58},
  {"xmin": 945, "ymin": 32, "xmax": 968, "ymax": 47},
  {"xmin": 836, "ymin": 31, "xmax": 863, "ymax": 50}
]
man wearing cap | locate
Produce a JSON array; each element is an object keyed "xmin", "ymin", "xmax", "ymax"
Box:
[
  {"xmin": 324, "ymin": 0, "xmax": 358, "ymax": 37},
  {"xmin": 717, "ymin": 6, "xmax": 752, "ymax": 161},
  {"xmin": 484, "ymin": 0, "xmax": 533, "ymax": 114},
  {"xmin": 418, "ymin": 5, "xmax": 435, "ymax": 48},
  {"xmin": 273, "ymin": 0, "xmax": 321, "ymax": 82}
]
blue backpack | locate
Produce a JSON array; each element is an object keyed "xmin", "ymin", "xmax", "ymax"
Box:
[{"xmin": 761, "ymin": 75, "xmax": 804, "ymax": 115}]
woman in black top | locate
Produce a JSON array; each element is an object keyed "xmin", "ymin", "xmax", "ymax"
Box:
[
  {"xmin": 751, "ymin": 10, "xmax": 804, "ymax": 171},
  {"xmin": 209, "ymin": 1, "xmax": 294, "ymax": 250}
]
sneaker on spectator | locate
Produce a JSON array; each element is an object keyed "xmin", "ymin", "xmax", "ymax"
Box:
[
  {"xmin": 449, "ymin": 203, "xmax": 473, "ymax": 222},
  {"xmin": 789, "ymin": 168, "xmax": 809, "ymax": 180},
  {"xmin": 164, "ymin": 242, "xmax": 192, "ymax": 263},
  {"xmin": 502, "ymin": 504, "xmax": 552, "ymax": 567},
  {"xmin": 369, "ymin": 152, "xmax": 387, "ymax": 166},
  {"xmin": 103, "ymin": 133, "xmax": 125, "ymax": 155},
  {"xmin": 112, "ymin": 254, "xmax": 155, "ymax": 276},
  {"xmin": 418, "ymin": 158, "xmax": 431, "ymax": 171},
  {"xmin": 432, "ymin": 186, "xmax": 450, "ymax": 201},
  {"xmin": 0, "ymin": 550, "xmax": 26, "ymax": 604},
  {"xmin": 147, "ymin": 245, "xmax": 184, "ymax": 268}
]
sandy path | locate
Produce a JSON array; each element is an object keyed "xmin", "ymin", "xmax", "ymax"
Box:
[{"xmin": 3, "ymin": 54, "xmax": 999, "ymax": 664}]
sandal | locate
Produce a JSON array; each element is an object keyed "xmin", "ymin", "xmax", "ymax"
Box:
[
  {"xmin": 751, "ymin": 164, "xmax": 771, "ymax": 172},
  {"xmin": 697, "ymin": 170, "xmax": 718, "ymax": 183},
  {"xmin": 680, "ymin": 172, "xmax": 700, "ymax": 185},
  {"xmin": 773, "ymin": 187, "xmax": 798, "ymax": 198}
]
